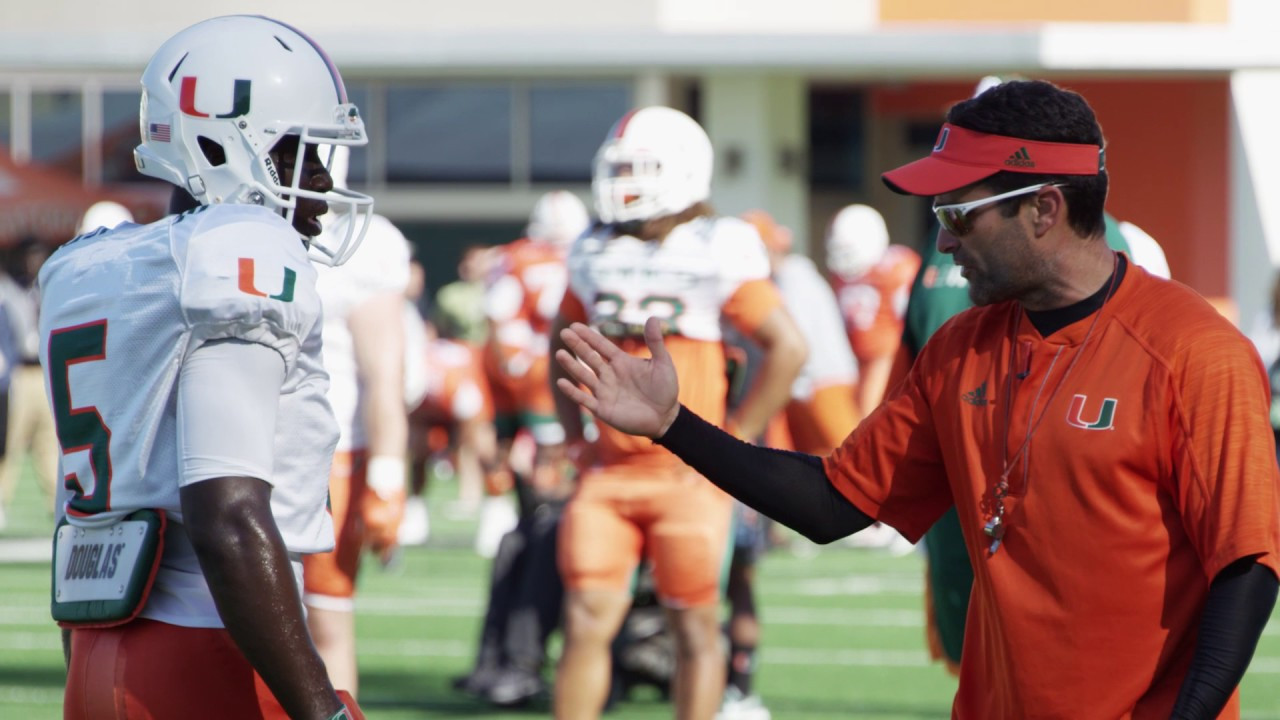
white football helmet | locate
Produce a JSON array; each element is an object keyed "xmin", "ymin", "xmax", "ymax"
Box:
[
  {"xmin": 825, "ymin": 204, "xmax": 889, "ymax": 279},
  {"xmin": 526, "ymin": 191, "xmax": 590, "ymax": 247},
  {"xmin": 77, "ymin": 201, "xmax": 134, "ymax": 235},
  {"xmin": 592, "ymin": 106, "xmax": 713, "ymax": 224},
  {"xmin": 134, "ymin": 15, "xmax": 373, "ymax": 266}
]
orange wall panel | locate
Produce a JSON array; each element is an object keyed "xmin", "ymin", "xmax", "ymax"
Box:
[
  {"xmin": 869, "ymin": 78, "xmax": 1231, "ymax": 295},
  {"xmin": 1065, "ymin": 79, "xmax": 1230, "ymax": 295},
  {"xmin": 880, "ymin": 0, "xmax": 1228, "ymax": 24}
]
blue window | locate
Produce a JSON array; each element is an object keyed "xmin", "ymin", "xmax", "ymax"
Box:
[
  {"xmin": 32, "ymin": 91, "xmax": 83, "ymax": 176},
  {"xmin": 103, "ymin": 91, "xmax": 143, "ymax": 183},
  {"xmin": 808, "ymin": 87, "xmax": 864, "ymax": 191},
  {"xmin": 387, "ymin": 86, "xmax": 512, "ymax": 183},
  {"xmin": 530, "ymin": 85, "xmax": 629, "ymax": 183},
  {"xmin": 0, "ymin": 92, "xmax": 10, "ymax": 152}
]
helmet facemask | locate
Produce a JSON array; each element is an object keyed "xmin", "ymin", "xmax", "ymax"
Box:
[{"xmin": 592, "ymin": 145, "xmax": 669, "ymax": 225}]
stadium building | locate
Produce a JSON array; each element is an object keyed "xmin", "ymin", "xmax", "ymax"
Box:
[{"xmin": 1, "ymin": 0, "xmax": 1278, "ymax": 325}]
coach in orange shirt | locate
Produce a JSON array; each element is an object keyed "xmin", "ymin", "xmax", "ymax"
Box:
[{"xmin": 554, "ymin": 80, "xmax": 1280, "ymax": 720}]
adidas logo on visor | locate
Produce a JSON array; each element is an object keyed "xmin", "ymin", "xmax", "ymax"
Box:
[{"xmin": 1005, "ymin": 147, "xmax": 1035, "ymax": 168}]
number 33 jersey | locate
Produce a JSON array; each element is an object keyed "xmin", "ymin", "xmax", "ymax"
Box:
[
  {"xmin": 38, "ymin": 204, "xmax": 340, "ymax": 618},
  {"xmin": 562, "ymin": 216, "xmax": 783, "ymax": 466}
]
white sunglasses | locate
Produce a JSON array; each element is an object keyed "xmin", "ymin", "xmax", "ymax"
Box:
[{"xmin": 932, "ymin": 182, "xmax": 1062, "ymax": 236}]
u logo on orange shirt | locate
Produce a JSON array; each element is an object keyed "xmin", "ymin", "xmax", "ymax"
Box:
[{"xmin": 1066, "ymin": 394, "xmax": 1117, "ymax": 430}]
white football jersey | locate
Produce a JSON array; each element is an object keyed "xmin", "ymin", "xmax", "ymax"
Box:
[
  {"xmin": 567, "ymin": 216, "xmax": 770, "ymax": 341},
  {"xmin": 314, "ymin": 213, "xmax": 412, "ymax": 451},
  {"xmin": 774, "ymin": 254, "xmax": 858, "ymax": 400},
  {"xmin": 38, "ymin": 203, "xmax": 338, "ymax": 626}
]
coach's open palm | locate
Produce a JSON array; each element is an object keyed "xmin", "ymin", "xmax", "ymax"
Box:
[{"xmin": 554, "ymin": 317, "xmax": 680, "ymax": 438}]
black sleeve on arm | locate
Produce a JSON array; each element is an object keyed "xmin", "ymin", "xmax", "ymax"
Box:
[
  {"xmin": 1170, "ymin": 556, "xmax": 1280, "ymax": 720},
  {"xmin": 656, "ymin": 404, "xmax": 873, "ymax": 544}
]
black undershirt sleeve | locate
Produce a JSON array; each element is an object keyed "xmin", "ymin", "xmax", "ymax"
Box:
[
  {"xmin": 1170, "ymin": 557, "xmax": 1279, "ymax": 719},
  {"xmin": 655, "ymin": 404, "xmax": 874, "ymax": 544}
]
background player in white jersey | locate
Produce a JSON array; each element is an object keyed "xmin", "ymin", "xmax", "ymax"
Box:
[
  {"xmin": 303, "ymin": 146, "xmax": 411, "ymax": 698},
  {"xmin": 549, "ymin": 106, "xmax": 806, "ymax": 720},
  {"xmin": 40, "ymin": 15, "xmax": 373, "ymax": 719}
]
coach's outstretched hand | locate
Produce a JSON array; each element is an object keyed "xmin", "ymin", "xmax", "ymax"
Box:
[{"xmin": 555, "ymin": 317, "xmax": 680, "ymax": 439}]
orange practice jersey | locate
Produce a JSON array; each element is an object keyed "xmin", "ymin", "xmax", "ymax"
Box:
[
  {"xmin": 413, "ymin": 338, "xmax": 492, "ymax": 425},
  {"xmin": 563, "ymin": 217, "xmax": 783, "ymax": 469},
  {"xmin": 823, "ymin": 263, "xmax": 1280, "ymax": 719},
  {"xmin": 830, "ymin": 244, "xmax": 921, "ymax": 364},
  {"xmin": 485, "ymin": 237, "xmax": 568, "ymax": 380}
]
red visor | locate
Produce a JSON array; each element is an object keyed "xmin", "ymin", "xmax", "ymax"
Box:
[{"xmin": 881, "ymin": 123, "xmax": 1103, "ymax": 196}]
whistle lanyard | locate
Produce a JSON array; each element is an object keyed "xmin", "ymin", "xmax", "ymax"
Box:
[{"xmin": 983, "ymin": 253, "xmax": 1119, "ymax": 554}]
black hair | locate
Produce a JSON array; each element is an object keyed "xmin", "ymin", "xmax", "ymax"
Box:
[{"xmin": 947, "ymin": 80, "xmax": 1108, "ymax": 238}]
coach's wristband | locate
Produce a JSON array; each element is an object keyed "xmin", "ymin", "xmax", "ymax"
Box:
[{"xmin": 367, "ymin": 455, "xmax": 406, "ymax": 500}]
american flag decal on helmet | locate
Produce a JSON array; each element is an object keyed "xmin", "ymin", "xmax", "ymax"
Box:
[{"xmin": 148, "ymin": 123, "xmax": 171, "ymax": 143}]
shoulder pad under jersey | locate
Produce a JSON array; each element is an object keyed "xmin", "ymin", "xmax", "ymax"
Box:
[
  {"xmin": 704, "ymin": 216, "xmax": 771, "ymax": 284},
  {"xmin": 177, "ymin": 205, "xmax": 321, "ymax": 373}
]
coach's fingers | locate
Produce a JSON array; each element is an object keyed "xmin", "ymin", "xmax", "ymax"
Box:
[
  {"xmin": 569, "ymin": 322, "xmax": 623, "ymax": 362},
  {"xmin": 559, "ymin": 327, "xmax": 610, "ymax": 376},
  {"xmin": 643, "ymin": 317, "xmax": 671, "ymax": 366},
  {"xmin": 556, "ymin": 377, "xmax": 598, "ymax": 412},
  {"xmin": 555, "ymin": 349, "xmax": 601, "ymax": 392}
]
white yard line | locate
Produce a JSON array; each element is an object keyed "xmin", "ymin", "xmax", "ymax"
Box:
[{"xmin": 0, "ymin": 686, "xmax": 61, "ymax": 706}]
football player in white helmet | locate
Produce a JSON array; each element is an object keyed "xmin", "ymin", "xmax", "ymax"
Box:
[
  {"xmin": 550, "ymin": 106, "xmax": 806, "ymax": 720},
  {"xmin": 526, "ymin": 190, "xmax": 591, "ymax": 248},
  {"xmin": 824, "ymin": 204, "xmax": 921, "ymax": 414},
  {"xmin": 825, "ymin": 203, "xmax": 889, "ymax": 280},
  {"xmin": 43, "ymin": 15, "xmax": 370, "ymax": 719}
]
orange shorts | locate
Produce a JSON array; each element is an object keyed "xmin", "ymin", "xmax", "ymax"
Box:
[
  {"xmin": 558, "ymin": 464, "xmax": 734, "ymax": 608},
  {"xmin": 303, "ymin": 450, "xmax": 368, "ymax": 602},
  {"xmin": 484, "ymin": 352, "xmax": 557, "ymax": 438},
  {"xmin": 64, "ymin": 618, "xmax": 361, "ymax": 719},
  {"xmin": 785, "ymin": 383, "xmax": 859, "ymax": 455}
]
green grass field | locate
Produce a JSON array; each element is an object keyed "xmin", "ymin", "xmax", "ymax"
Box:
[{"xmin": 1, "ymin": 463, "xmax": 1278, "ymax": 719}]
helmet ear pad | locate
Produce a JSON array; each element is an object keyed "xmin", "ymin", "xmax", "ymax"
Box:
[{"xmin": 592, "ymin": 106, "xmax": 713, "ymax": 225}]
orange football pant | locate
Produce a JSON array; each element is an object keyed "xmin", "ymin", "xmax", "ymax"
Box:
[
  {"xmin": 64, "ymin": 618, "xmax": 362, "ymax": 719},
  {"xmin": 558, "ymin": 464, "xmax": 733, "ymax": 608},
  {"xmin": 303, "ymin": 450, "xmax": 368, "ymax": 600}
]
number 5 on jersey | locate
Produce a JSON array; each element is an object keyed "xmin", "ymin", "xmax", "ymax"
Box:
[{"xmin": 47, "ymin": 320, "xmax": 113, "ymax": 517}]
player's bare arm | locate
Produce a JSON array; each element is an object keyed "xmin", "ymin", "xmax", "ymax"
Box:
[
  {"xmin": 728, "ymin": 306, "xmax": 808, "ymax": 440},
  {"xmin": 181, "ymin": 477, "xmax": 344, "ymax": 720},
  {"xmin": 351, "ymin": 289, "xmax": 410, "ymax": 563},
  {"xmin": 556, "ymin": 316, "xmax": 873, "ymax": 544}
]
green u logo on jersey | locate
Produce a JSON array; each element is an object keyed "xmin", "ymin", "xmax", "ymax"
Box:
[
  {"xmin": 1066, "ymin": 393, "xmax": 1117, "ymax": 430},
  {"xmin": 238, "ymin": 258, "xmax": 295, "ymax": 302}
]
